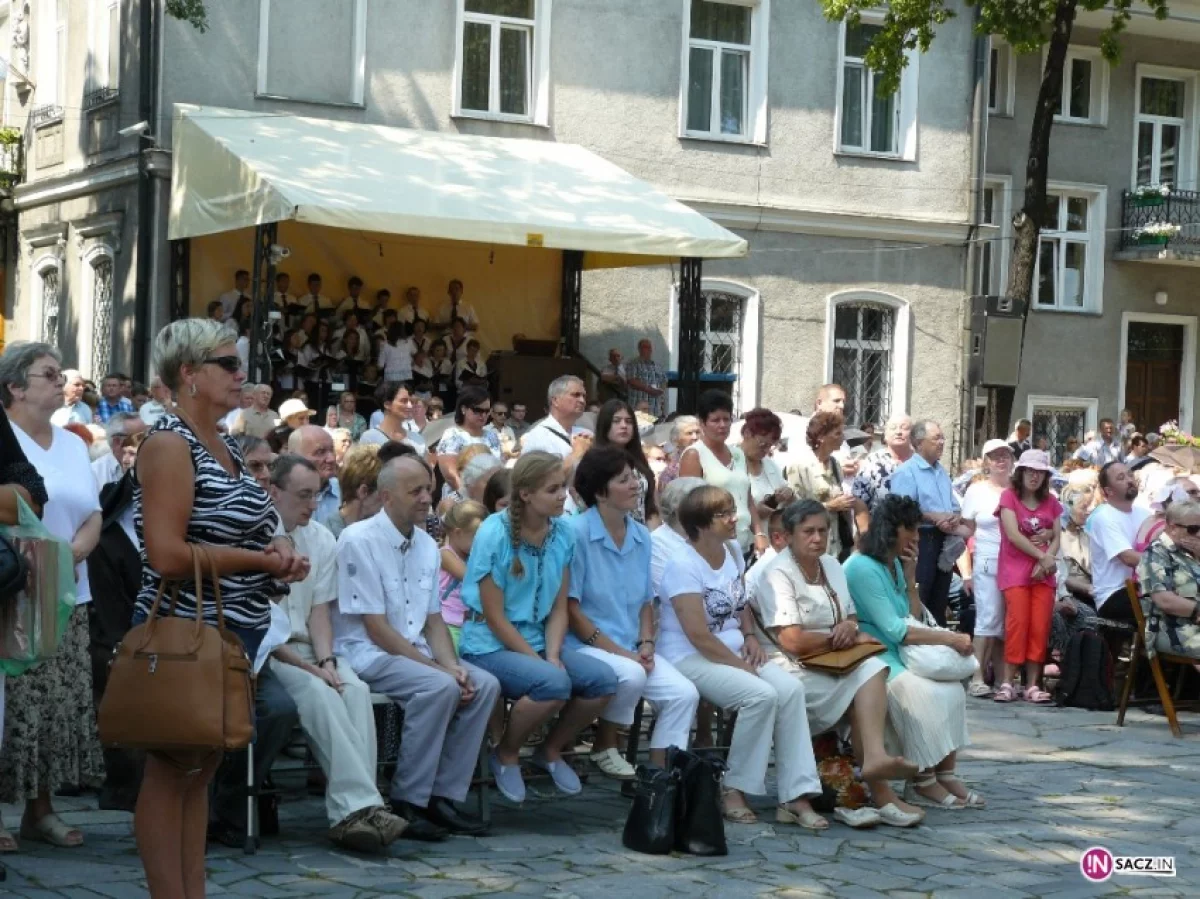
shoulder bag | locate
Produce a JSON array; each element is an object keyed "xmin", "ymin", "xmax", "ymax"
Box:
[
  {"xmin": 98, "ymin": 544, "xmax": 255, "ymax": 753},
  {"xmin": 750, "ymin": 557, "xmax": 884, "ymax": 676},
  {"xmin": 898, "ymin": 609, "xmax": 979, "ymax": 681}
]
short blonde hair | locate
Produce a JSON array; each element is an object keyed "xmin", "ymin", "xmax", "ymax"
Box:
[
  {"xmin": 339, "ymin": 444, "xmax": 382, "ymax": 501},
  {"xmin": 153, "ymin": 318, "xmax": 238, "ymax": 391}
]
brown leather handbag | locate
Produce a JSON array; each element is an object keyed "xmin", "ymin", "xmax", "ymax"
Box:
[{"xmin": 98, "ymin": 544, "xmax": 254, "ymax": 753}]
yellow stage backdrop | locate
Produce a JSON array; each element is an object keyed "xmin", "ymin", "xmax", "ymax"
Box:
[{"xmin": 188, "ymin": 224, "xmax": 563, "ymax": 355}]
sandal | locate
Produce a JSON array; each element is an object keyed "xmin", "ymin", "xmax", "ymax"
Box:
[
  {"xmin": 19, "ymin": 814, "xmax": 83, "ymax": 848},
  {"xmin": 993, "ymin": 683, "xmax": 1017, "ymax": 703},
  {"xmin": 904, "ymin": 773, "xmax": 967, "ymax": 810},
  {"xmin": 776, "ymin": 804, "xmax": 828, "ymax": 831},
  {"xmin": 935, "ymin": 771, "xmax": 986, "ymax": 809},
  {"xmin": 0, "ymin": 829, "xmax": 17, "ymax": 853},
  {"xmin": 721, "ymin": 790, "xmax": 758, "ymax": 824},
  {"xmin": 968, "ymin": 681, "xmax": 994, "ymax": 698},
  {"xmin": 1024, "ymin": 685, "xmax": 1054, "ymax": 704}
]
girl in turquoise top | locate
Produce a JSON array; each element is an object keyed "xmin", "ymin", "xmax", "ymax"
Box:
[
  {"xmin": 844, "ymin": 495, "xmax": 985, "ymax": 811},
  {"xmin": 460, "ymin": 452, "xmax": 616, "ymax": 804}
]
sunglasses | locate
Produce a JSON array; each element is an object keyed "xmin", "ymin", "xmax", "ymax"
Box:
[
  {"xmin": 203, "ymin": 355, "xmax": 243, "ymax": 373},
  {"xmin": 471, "ymin": 406, "xmax": 491, "ymax": 415}
]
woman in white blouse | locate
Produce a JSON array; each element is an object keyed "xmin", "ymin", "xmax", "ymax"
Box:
[
  {"xmin": 740, "ymin": 407, "xmax": 793, "ymax": 523},
  {"xmin": 788, "ymin": 411, "xmax": 855, "ymax": 561},
  {"xmin": 957, "ymin": 439, "xmax": 1014, "ymax": 698},
  {"xmin": 658, "ymin": 485, "xmax": 825, "ymax": 830},
  {"xmin": 751, "ymin": 499, "xmax": 921, "ymax": 827}
]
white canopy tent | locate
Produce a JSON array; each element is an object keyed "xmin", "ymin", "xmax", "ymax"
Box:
[{"xmin": 168, "ymin": 104, "xmax": 747, "ymax": 268}]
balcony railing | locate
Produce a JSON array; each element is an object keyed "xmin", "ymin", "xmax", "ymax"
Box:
[
  {"xmin": 30, "ymin": 104, "xmax": 64, "ymax": 128},
  {"xmin": 83, "ymin": 86, "xmax": 120, "ymax": 111},
  {"xmin": 1120, "ymin": 189, "xmax": 1200, "ymax": 253}
]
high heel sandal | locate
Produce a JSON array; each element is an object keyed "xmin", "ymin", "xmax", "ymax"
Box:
[{"xmin": 903, "ymin": 772, "xmax": 967, "ymax": 809}]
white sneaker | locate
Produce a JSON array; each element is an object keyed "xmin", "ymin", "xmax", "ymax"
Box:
[{"xmin": 589, "ymin": 747, "xmax": 636, "ymax": 780}]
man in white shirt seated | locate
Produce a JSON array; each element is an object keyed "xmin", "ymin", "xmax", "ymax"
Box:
[
  {"xmin": 92, "ymin": 412, "xmax": 146, "ymax": 491},
  {"xmin": 265, "ymin": 455, "xmax": 409, "ymax": 851},
  {"xmin": 139, "ymin": 376, "xmax": 173, "ymax": 427},
  {"xmin": 520, "ymin": 375, "xmax": 592, "ymax": 467},
  {"xmin": 433, "ymin": 278, "xmax": 479, "ymax": 333},
  {"xmin": 289, "ymin": 425, "xmax": 341, "ymax": 523},
  {"xmin": 51, "ymin": 369, "xmax": 95, "ymax": 426},
  {"xmin": 1089, "ymin": 461, "xmax": 1152, "ymax": 621},
  {"xmin": 333, "ymin": 456, "xmax": 499, "ymax": 837},
  {"xmin": 218, "ymin": 269, "xmax": 251, "ymax": 320}
]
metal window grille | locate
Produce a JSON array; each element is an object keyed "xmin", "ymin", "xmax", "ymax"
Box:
[
  {"xmin": 700, "ymin": 289, "xmax": 743, "ymax": 411},
  {"xmin": 91, "ymin": 259, "xmax": 114, "ymax": 379},
  {"xmin": 1032, "ymin": 408, "xmax": 1086, "ymax": 466},
  {"xmin": 832, "ymin": 303, "xmax": 893, "ymax": 427},
  {"xmin": 41, "ymin": 268, "xmax": 60, "ymax": 346}
]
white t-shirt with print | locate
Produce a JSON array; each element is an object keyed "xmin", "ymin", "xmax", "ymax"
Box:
[{"xmin": 658, "ymin": 542, "xmax": 747, "ymax": 664}]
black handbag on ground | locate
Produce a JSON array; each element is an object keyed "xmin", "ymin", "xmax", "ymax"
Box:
[
  {"xmin": 668, "ymin": 747, "xmax": 728, "ymax": 856},
  {"xmin": 621, "ymin": 764, "xmax": 680, "ymax": 855}
]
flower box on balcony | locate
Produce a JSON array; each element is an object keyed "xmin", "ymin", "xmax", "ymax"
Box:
[
  {"xmin": 1136, "ymin": 233, "xmax": 1171, "ymax": 246},
  {"xmin": 1132, "ymin": 194, "xmax": 1165, "ymax": 208}
]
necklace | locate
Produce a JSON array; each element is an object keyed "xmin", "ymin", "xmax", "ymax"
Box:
[{"xmin": 793, "ymin": 550, "xmax": 823, "ymax": 585}]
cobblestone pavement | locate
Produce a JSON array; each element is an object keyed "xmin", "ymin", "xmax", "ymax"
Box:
[{"xmin": 2, "ymin": 702, "xmax": 1198, "ymax": 898}]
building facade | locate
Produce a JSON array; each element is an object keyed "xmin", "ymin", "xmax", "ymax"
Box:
[
  {"xmin": 6, "ymin": 0, "xmax": 982, "ymax": 441},
  {"xmin": 987, "ymin": 4, "xmax": 1200, "ymax": 459}
]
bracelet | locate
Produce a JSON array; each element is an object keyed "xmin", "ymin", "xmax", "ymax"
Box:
[
  {"xmin": 636, "ymin": 638, "xmax": 655, "ymax": 648},
  {"xmin": 585, "ymin": 628, "xmax": 601, "ymax": 646},
  {"xmin": 317, "ymin": 657, "xmax": 337, "ymax": 669}
]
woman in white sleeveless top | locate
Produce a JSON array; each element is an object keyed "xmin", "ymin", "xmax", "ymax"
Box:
[{"xmin": 679, "ymin": 390, "xmax": 765, "ymax": 558}]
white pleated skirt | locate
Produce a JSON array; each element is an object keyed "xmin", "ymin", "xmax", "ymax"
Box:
[{"xmin": 883, "ymin": 670, "xmax": 970, "ymax": 770}]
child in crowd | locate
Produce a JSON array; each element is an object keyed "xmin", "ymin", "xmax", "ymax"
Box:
[
  {"xmin": 439, "ymin": 501, "xmax": 489, "ymax": 651},
  {"xmin": 994, "ymin": 449, "xmax": 1063, "ymax": 704}
]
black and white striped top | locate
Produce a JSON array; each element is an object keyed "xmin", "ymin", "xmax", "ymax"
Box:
[{"xmin": 133, "ymin": 413, "xmax": 279, "ymax": 630}]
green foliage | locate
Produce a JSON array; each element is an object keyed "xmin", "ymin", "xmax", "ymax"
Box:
[
  {"xmin": 166, "ymin": 0, "xmax": 209, "ymax": 33},
  {"xmin": 818, "ymin": 0, "xmax": 1171, "ymax": 96},
  {"xmin": 0, "ymin": 126, "xmax": 22, "ymax": 146}
]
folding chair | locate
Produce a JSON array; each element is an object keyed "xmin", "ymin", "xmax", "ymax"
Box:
[{"xmin": 1116, "ymin": 579, "xmax": 1200, "ymax": 738}]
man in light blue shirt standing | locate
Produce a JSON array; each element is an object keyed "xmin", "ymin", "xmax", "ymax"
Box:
[{"xmin": 889, "ymin": 419, "xmax": 969, "ymax": 625}]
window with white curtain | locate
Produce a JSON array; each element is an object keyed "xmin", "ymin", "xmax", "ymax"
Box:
[
  {"xmin": 988, "ymin": 39, "xmax": 1013, "ymax": 116},
  {"xmin": 836, "ymin": 15, "xmax": 918, "ymax": 159},
  {"xmin": 1035, "ymin": 188, "xmax": 1104, "ymax": 312},
  {"xmin": 36, "ymin": 0, "xmax": 66, "ymax": 107},
  {"xmin": 1135, "ymin": 74, "xmax": 1187, "ymax": 188},
  {"xmin": 685, "ymin": 0, "xmax": 749, "ymax": 138},
  {"xmin": 88, "ymin": 0, "xmax": 120, "ymax": 93},
  {"xmin": 456, "ymin": 0, "xmax": 549, "ymax": 123}
]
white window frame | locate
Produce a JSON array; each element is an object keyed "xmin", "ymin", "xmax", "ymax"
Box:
[
  {"xmin": 1131, "ymin": 64, "xmax": 1198, "ymax": 192},
  {"xmin": 979, "ymin": 174, "xmax": 1011, "ymax": 297},
  {"xmin": 1031, "ymin": 181, "xmax": 1107, "ymax": 315},
  {"xmin": 988, "ymin": 37, "xmax": 1015, "ymax": 117},
  {"xmin": 36, "ymin": 0, "xmax": 65, "ymax": 107},
  {"xmin": 87, "ymin": 0, "xmax": 120, "ymax": 92},
  {"xmin": 32, "ymin": 255, "xmax": 62, "ymax": 345},
  {"xmin": 1047, "ymin": 45, "xmax": 1108, "ymax": 126},
  {"xmin": 256, "ymin": 0, "xmax": 368, "ymax": 107},
  {"xmin": 1025, "ymin": 394, "xmax": 1100, "ymax": 455},
  {"xmin": 823, "ymin": 290, "xmax": 910, "ymax": 421},
  {"xmin": 677, "ymin": 0, "xmax": 769, "ymax": 145},
  {"xmin": 452, "ymin": 0, "xmax": 551, "ymax": 126},
  {"xmin": 834, "ymin": 13, "xmax": 919, "ymax": 161},
  {"xmin": 666, "ymin": 278, "xmax": 760, "ymax": 415},
  {"xmin": 1118, "ymin": 311, "xmax": 1197, "ymax": 435}
]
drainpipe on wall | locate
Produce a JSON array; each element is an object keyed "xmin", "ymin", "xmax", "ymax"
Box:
[
  {"xmin": 131, "ymin": 0, "xmax": 159, "ymax": 382},
  {"xmin": 959, "ymin": 9, "xmax": 989, "ymax": 462}
]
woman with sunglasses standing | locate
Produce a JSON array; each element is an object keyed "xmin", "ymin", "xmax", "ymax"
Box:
[
  {"xmin": 132, "ymin": 320, "xmax": 309, "ymax": 897},
  {"xmin": 436, "ymin": 386, "xmax": 501, "ymax": 498}
]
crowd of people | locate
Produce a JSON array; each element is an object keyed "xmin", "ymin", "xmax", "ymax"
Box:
[{"xmin": 6, "ymin": 311, "xmax": 1200, "ymax": 896}]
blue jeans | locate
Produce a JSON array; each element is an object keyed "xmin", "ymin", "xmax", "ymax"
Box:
[{"xmin": 463, "ymin": 648, "xmax": 618, "ymax": 702}]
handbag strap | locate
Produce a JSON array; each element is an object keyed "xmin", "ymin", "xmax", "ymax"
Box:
[{"xmin": 194, "ymin": 544, "xmax": 229, "ymax": 633}]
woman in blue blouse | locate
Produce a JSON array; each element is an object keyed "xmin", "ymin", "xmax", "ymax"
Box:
[
  {"xmin": 844, "ymin": 495, "xmax": 985, "ymax": 811},
  {"xmin": 460, "ymin": 452, "xmax": 617, "ymax": 804},
  {"xmin": 567, "ymin": 447, "xmax": 699, "ymax": 776}
]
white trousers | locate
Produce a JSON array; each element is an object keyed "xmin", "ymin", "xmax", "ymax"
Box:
[
  {"xmin": 269, "ymin": 644, "xmax": 383, "ymax": 826},
  {"xmin": 972, "ymin": 558, "xmax": 1005, "ymax": 638},
  {"xmin": 673, "ymin": 653, "xmax": 821, "ymax": 802},
  {"xmin": 578, "ymin": 647, "xmax": 700, "ymax": 750}
]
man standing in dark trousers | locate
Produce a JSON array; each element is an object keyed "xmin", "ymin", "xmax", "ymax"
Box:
[
  {"xmin": 86, "ymin": 472, "xmax": 144, "ymax": 811},
  {"xmin": 889, "ymin": 419, "xmax": 970, "ymax": 625}
]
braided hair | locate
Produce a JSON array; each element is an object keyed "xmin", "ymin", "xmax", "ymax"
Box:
[{"xmin": 507, "ymin": 451, "xmax": 564, "ymax": 578}]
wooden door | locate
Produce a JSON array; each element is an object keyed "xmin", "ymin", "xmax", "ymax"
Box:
[{"xmin": 1125, "ymin": 359, "xmax": 1182, "ymax": 432}]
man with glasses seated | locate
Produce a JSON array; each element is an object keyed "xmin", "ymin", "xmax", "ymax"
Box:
[
  {"xmin": 1138, "ymin": 500, "xmax": 1200, "ymax": 660},
  {"xmin": 485, "ymin": 401, "xmax": 517, "ymax": 460},
  {"xmin": 289, "ymin": 424, "xmax": 341, "ymax": 523}
]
